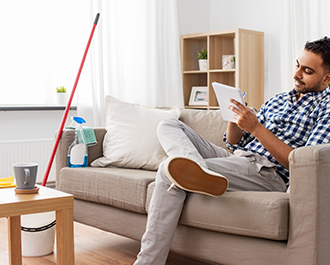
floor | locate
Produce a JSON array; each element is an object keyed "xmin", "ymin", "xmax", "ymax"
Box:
[{"xmin": 0, "ymin": 217, "xmax": 218, "ymax": 265}]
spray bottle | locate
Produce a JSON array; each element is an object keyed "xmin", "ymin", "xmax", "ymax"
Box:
[{"xmin": 67, "ymin": 117, "xmax": 88, "ymax": 167}]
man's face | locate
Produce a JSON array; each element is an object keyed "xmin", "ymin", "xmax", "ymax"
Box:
[{"xmin": 294, "ymin": 50, "xmax": 330, "ymax": 96}]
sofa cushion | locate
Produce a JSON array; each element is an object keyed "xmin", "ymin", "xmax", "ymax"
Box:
[
  {"xmin": 179, "ymin": 109, "xmax": 228, "ymax": 149},
  {"xmin": 59, "ymin": 167, "xmax": 156, "ymax": 214},
  {"xmin": 91, "ymin": 96, "xmax": 180, "ymax": 171},
  {"xmin": 146, "ymin": 182, "xmax": 289, "ymax": 241}
]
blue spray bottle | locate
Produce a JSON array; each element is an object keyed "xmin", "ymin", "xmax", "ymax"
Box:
[{"xmin": 68, "ymin": 117, "xmax": 88, "ymax": 167}]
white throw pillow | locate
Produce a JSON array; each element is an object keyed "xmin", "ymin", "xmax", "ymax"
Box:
[{"xmin": 91, "ymin": 96, "xmax": 181, "ymax": 170}]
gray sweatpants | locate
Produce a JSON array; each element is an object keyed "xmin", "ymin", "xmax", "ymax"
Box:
[{"xmin": 134, "ymin": 118, "xmax": 287, "ymax": 265}]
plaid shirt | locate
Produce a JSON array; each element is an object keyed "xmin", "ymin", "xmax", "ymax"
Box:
[{"xmin": 224, "ymin": 87, "xmax": 330, "ymax": 180}]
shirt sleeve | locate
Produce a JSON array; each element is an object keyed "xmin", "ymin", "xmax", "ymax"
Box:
[
  {"xmin": 223, "ymin": 130, "xmax": 253, "ymax": 151},
  {"xmin": 305, "ymin": 103, "xmax": 330, "ymax": 146},
  {"xmin": 223, "ymin": 103, "xmax": 267, "ymax": 151}
]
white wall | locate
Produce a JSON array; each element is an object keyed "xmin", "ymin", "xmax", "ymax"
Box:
[
  {"xmin": 177, "ymin": 0, "xmax": 210, "ymax": 35},
  {"xmin": 177, "ymin": 0, "xmax": 283, "ymax": 101},
  {"xmin": 210, "ymin": 0, "xmax": 282, "ymax": 101}
]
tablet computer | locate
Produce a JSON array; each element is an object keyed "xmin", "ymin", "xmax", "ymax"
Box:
[{"xmin": 212, "ymin": 82, "xmax": 245, "ymax": 122}]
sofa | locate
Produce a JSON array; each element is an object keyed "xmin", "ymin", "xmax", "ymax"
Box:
[{"xmin": 56, "ymin": 107, "xmax": 330, "ymax": 265}]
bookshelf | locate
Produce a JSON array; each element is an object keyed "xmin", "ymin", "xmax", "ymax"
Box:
[{"xmin": 181, "ymin": 29, "xmax": 264, "ymax": 109}]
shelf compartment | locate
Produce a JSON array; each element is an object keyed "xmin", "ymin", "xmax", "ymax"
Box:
[
  {"xmin": 182, "ymin": 73, "xmax": 207, "ymax": 107},
  {"xmin": 209, "ymin": 72, "xmax": 236, "ymax": 107},
  {"xmin": 209, "ymin": 33, "xmax": 235, "ymax": 70},
  {"xmin": 182, "ymin": 37, "xmax": 207, "ymax": 71}
]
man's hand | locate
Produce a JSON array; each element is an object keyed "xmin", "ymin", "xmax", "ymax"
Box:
[
  {"xmin": 228, "ymin": 99, "xmax": 261, "ymax": 134},
  {"xmin": 226, "ymin": 98, "xmax": 293, "ymax": 169}
]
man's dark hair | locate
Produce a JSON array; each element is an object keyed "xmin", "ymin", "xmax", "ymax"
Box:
[{"xmin": 305, "ymin": 36, "xmax": 330, "ymax": 73}]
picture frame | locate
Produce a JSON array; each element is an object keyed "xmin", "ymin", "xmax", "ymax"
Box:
[
  {"xmin": 189, "ymin": 86, "xmax": 208, "ymax": 105},
  {"xmin": 222, "ymin": 55, "xmax": 235, "ymax": 70}
]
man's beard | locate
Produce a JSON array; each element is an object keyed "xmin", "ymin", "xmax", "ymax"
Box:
[{"xmin": 294, "ymin": 77, "xmax": 323, "ymax": 94}]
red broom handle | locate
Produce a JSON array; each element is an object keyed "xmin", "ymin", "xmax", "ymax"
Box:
[{"xmin": 42, "ymin": 13, "xmax": 100, "ymax": 186}]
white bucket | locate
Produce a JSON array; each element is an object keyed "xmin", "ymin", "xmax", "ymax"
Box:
[{"xmin": 21, "ymin": 211, "xmax": 56, "ymax": 257}]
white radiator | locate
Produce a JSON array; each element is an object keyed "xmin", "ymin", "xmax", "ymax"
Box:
[{"xmin": 0, "ymin": 139, "xmax": 56, "ymax": 184}]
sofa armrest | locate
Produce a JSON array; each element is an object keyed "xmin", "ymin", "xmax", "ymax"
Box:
[
  {"xmin": 55, "ymin": 127, "xmax": 107, "ymax": 186},
  {"xmin": 287, "ymin": 143, "xmax": 330, "ymax": 265}
]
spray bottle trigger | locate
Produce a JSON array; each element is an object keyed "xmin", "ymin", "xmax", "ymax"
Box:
[{"xmin": 72, "ymin": 117, "xmax": 86, "ymax": 124}]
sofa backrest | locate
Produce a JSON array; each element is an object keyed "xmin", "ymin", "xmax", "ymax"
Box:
[{"xmin": 179, "ymin": 109, "xmax": 228, "ymax": 149}]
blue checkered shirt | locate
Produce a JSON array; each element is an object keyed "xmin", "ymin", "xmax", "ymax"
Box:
[{"xmin": 224, "ymin": 87, "xmax": 330, "ymax": 180}]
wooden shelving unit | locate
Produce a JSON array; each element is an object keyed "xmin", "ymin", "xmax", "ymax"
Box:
[{"xmin": 181, "ymin": 29, "xmax": 264, "ymax": 109}]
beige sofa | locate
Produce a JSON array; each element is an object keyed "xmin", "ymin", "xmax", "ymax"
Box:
[{"xmin": 56, "ymin": 109, "xmax": 330, "ymax": 265}]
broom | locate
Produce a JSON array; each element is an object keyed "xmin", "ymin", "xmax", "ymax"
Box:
[{"xmin": 42, "ymin": 13, "xmax": 100, "ymax": 186}]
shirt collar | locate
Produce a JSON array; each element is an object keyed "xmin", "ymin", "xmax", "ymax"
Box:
[{"xmin": 290, "ymin": 87, "xmax": 329, "ymax": 102}]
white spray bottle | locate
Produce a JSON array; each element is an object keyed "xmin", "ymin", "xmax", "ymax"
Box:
[{"xmin": 68, "ymin": 117, "xmax": 88, "ymax": 167}]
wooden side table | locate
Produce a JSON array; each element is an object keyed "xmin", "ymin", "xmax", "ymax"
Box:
[{"xmin": 0, "ymin": 185, "xmax": 74, "ymax": 265}]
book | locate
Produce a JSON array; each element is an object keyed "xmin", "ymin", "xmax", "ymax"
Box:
[{"xmin": 212, "ymin": 82, "xmax": 245, "ymax": 122}]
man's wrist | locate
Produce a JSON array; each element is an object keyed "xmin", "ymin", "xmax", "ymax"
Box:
[{"xmin": 250, "ymin": 122, "xmax": 264, "ymax": 137}]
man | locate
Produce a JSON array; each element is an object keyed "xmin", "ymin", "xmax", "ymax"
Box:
[{"xmin": 134, "ymin": 37, "xmax": 330, "ymax": 264}]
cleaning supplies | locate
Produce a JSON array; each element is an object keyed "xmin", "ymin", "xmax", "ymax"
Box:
[
  {"xmin": 78, "ymin": 127, "xmax": 97, "ymax": 147},
  {"xmin": 66, "ymin": 118, "xmax": 97, "ymax": 147},
  {"xmin": 68, "ymin": 117, "xmax": 88, "ymax": 167}
]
